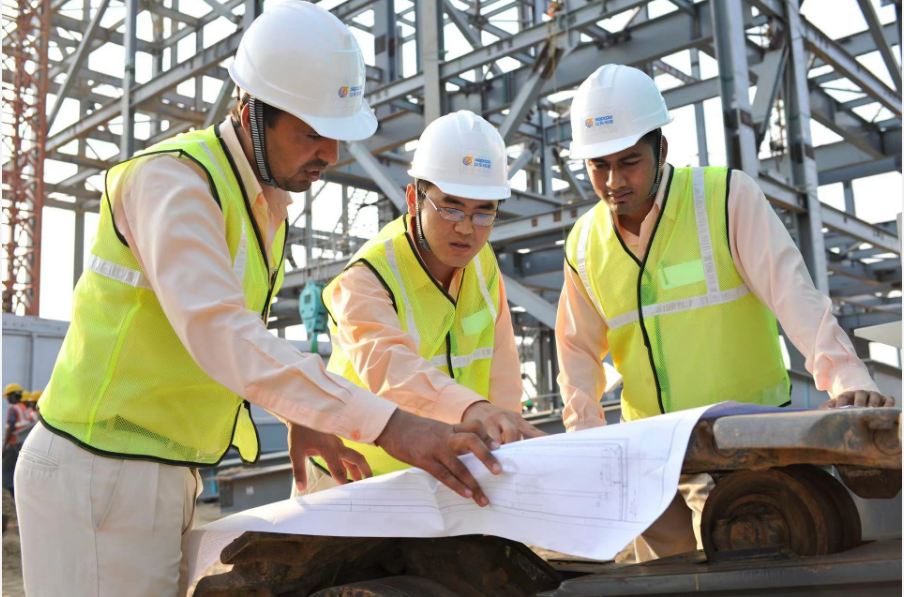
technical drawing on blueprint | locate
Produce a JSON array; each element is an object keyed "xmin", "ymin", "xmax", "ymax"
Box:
[{"xmin": 187, "ymin": 403, "xmax": 719, "ymax": 587}]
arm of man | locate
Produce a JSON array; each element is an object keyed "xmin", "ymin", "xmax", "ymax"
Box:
[
  {"xmin": 555, "ymin": 261, "xmax": 611, "ymax": 431},
  {"xmin": 462, "ymin": 277, "xmax": 545, "ymax": 442},
  {"xmin": 728, "ymin": 170, "xmax": 893, "ymax": 408},
  {"xmin": 332, "ymin": 265, "xmax": 542, "ymax": 443},
  {"xmin": 119, "ymin": 156, "xmax": 500, "ymax": 504}
]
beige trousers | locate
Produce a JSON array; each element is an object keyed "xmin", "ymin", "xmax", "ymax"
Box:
[
  {"xmin": 14, "ymin": 423, "xmax": 201, "ymax": 597},
  {"xmin": 290, "ymin": 458, "xmax": 341, "ymax": 498},
  {"xmin": 633, "ymin": 472, "xmax": 713, "ymax": 562}
]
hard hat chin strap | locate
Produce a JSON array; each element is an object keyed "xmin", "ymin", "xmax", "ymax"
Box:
[
  {"xmin": 415, "ymin": 197, "xmax": 433, "ymax": 254},
  {"xmin": 647, "ymin": 129, "xmax": 664, "ymax": 200},
  {"xmin": 248, "ymin": 97, "xmax": 278, "ymax": 189}
]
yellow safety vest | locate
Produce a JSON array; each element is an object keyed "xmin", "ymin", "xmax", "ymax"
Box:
[
  {"xmin": 319, "ymin": 215, "xmax": 501, "ymax": 475},
  {"xmin": 38, "ymin": 124, "xmax": 287, "ymax": 466},
  {"xmin": 565, "ymin": 167, "xmax": 790, "ymax": 421}
]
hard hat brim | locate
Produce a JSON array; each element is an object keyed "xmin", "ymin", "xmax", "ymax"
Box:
[
  {"xmin": 408, "ymin": 172, "xmax": 512, "ymax": 201},
  {"xmin": 568, "ymin": 116, "xmax": 673, "ymax": 160}
]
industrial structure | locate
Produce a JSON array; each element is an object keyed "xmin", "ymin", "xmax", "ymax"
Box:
[{"xmin": 2, "ymin": 0, "xmax": 902, "ymax": 411}]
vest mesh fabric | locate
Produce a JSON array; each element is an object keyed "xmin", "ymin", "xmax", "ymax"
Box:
[
  {"xmin": 319, "ymin": 215, "xmax": 500, "ymax": 476},
  {"xmin": 38, "ymin": 124, "xmax": 286, "ymax": 466},
  {"xmin": 565, "ymin": 167, "xmax": 790, "ymax": 421}
]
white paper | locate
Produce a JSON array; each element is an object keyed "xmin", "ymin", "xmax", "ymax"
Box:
[{"xmin": 186, "ymin": 402, "xmax": 732, "ymax": 587}]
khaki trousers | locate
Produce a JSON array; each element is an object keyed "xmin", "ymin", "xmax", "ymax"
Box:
[
  {"xmin": 290, "ymin": 458, "xmax": 341, "ymax": 498},
  {"xmin": 634, "ymin": 472, "xmax": 713, "ymax": 562},
  {"xmin": 14, "ymin": 423, "xmax": 201, "ymax": 597}
]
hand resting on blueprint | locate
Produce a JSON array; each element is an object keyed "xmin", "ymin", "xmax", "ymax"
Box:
[{"xmin": 375, "ymin": 409, "xmax": 502, "ymax": 507}]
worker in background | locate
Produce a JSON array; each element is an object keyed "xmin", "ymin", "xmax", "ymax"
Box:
[
  {"xmin": 15, "ymin": 5, "xmax": 501, "ymax": 596},
  {"xmin": 557, "ymin": 64, "xmax": 896, "ymax": 563},
  {"xmin": 2, "ymin": 383, "xmax": 30, "ymax": 496},
  {"xmin": 24, "ymin": 389, "xmax": 40, "ymax": 427},
  {"xmin": 294, "ymin": 111, "xmax": 545, "ymax": 496}
]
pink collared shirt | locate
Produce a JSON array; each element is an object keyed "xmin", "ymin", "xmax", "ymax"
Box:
[
  {"xmin": 556, "ymin": 165, "xmax": 880, "ymax": 432},
  {"xmin": 109, "ymin": 117, "xmax": 397, "ymax": 443}
]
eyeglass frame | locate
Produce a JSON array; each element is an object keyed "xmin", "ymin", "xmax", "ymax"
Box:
[{"xmin": 418, "ymin": 191, "xmax": 499, "ymax": 228}]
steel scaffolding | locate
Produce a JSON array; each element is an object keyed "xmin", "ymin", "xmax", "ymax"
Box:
[
  {"xmin": 2, "ymin": 0, "xmax": 51, "ymax": 315},
  {"xmin": 2, "ymin": 0, "xmax": 902, "ymax": 380}
]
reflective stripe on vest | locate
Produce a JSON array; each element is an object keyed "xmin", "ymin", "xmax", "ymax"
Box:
[
  {"xmin": 567, "ymin": 166, "xmax": 789, "ymax": 421},
  {"xmin": 319, "ymin": 215, "xmax": 500, "ymax": 476},
  {"xmin": 37, "ymin": 123, "xmax": 286, "ymax": 466}
]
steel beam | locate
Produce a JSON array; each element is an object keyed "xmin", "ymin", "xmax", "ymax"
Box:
[
  {"xmin": 750, "ymin": 44, "xmax": 788, "ymax": 146},
  {"xmin": 199, "ymin": 0, "xmax": 238, "ymax": 22},
  {"xmin": 120, "ymin": 0, "xmax": 139, "ymax": 160},
  {"xmin": 856, "ymin": 0, "xmax": 902, "ymax": 92},
  {"xmin": 784, "ymin": 0, "xmax": 829, "ymax": 292},
  {"xmin": 442, "ymin": 0, "xmax": 502, "ymax": 77},
  {"xmin": 711, "ymin": 0, "xmax": 760, "ymax": 174},
  {"xmin": 821, "ymin": 205, "xmax": 900, "ymax": 255},
  {"xmin": 47, "ymin": 0, "xmax": 112, "ymax": 129},
  {"xmin": 498, "ymin": 40, "xmax": 572, "ymax": 145},
  {"xmin": 345, "ymin": 141, "xmax": 407, "ymax": 211},
  {"xmin": 502, "ymin": 274, "xmax": 558, "ymax": 329},
  {"xmin": 47, "ymin": 30, "xmax": 243, "ymax": 152},
  {"xmin": 418, "ymin": 0, "xmax": 444, "ymax": 123}
]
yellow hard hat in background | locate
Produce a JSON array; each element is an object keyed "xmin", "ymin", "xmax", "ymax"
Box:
[
  {"xmin": 4, "ymin": 383, "xmax": 23, "ymax": 396},
  {"xmin": 29, "ymin": 390, "xmax": 42, "ymax": 402},
  {"xmin": 21, "ymin": 391, "xmax": 32, "ymax": 402}
]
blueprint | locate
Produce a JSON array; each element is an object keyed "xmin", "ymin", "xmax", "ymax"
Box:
[{"xmin": 186, "ymin": 402, "xmax": 738, "ymax": 587}]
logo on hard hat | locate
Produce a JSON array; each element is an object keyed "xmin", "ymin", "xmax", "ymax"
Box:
[
  {"xmin": 462, "ymin": 156, "xmax": 473, "ymax": 166},
  {"xmin": 584, "ymin": 119, "xmax": 593, "ymax": 129},
  {"xmin": 338, "ymin": 85, "xmax": 363, "ymax": 99}
]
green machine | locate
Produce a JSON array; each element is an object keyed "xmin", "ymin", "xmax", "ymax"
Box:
[{"xmin": 299, "ymin": 279, "xmax": 328, "ymax": 353}]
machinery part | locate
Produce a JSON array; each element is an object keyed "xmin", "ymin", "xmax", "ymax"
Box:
[
  {"xmin": 683, "ymin": 408, "xmax": 902, "ymax": 474},
  {"xmin": 836, "ymin": 465, "xmax": 903, "ymax": 499},
  {"xmin": 787, "ymin": 465, "xmax": 862, "ymax": 552},
  {"xmin": 310, "ymin": 576, "xmax": 461, "ymax": 597},
  {"xmin": 700, "ymin": 465, "xmax": 859, "ymax": 560},
  {"xmin": 194, "ymin": 532, "xmax": 560, "ymax": 597}
]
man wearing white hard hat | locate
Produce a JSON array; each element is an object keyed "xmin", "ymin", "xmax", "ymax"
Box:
[
  {"xmin": 556, "ymin": 64, "xmax": 894, "ymax": 561},
  {"xmin": 15, "ymin": 5, "xmax": 501, "ymax": 595},
  {"xmin": 293, "ymin": 110, "xmax": 545, "ymax": 496}
]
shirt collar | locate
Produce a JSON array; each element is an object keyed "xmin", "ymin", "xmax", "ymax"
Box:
[{"xmin": 219, "ymin": 116, "xmax": 293, "ymax": 220}]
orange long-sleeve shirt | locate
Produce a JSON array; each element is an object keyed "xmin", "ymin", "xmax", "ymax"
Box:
[
  {"xmin": 556, "ymin": 165, "xmax": 879, "ymax": 432},
  {"xmin": 327, "ymin": 242, "xmax": 524, "ymax": 423}
]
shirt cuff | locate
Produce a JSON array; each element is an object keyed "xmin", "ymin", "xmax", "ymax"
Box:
[
  {"xmin": 333, "ymin": 385, "xmax": 399, "ymax": 445},
  {"xmin": 828, "ymin": 364, "xmax": 880, "ymax": 399},
  {"xmin": 434, "ymin": 384, "xmax": 487, "ymax": 426}
]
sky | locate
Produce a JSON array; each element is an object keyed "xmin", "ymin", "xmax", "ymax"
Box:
[{"xmin": 34, "ymin": 0, "xmax": 903, "ymax": 369}]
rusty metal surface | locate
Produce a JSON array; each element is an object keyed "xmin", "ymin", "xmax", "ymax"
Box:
[
  {"xmin": 700, "ymin": 465, "xmax": 861, "ymax": 560},
  {"xmin": 309, "ymin": 575, "xmax": 461, "ymax": 597},
  {"xmin": 836, "ymin": 465, "xmax": 904, "ymax": 499},
  {"xmin": 193, "ymin": 533, "xmax": 560, "ymax": 597},
  {"xmin": 683, "ymin": 408, "xmax": 902, "ymax": 475},
  {"xmin": 541, "ymin": 539, "xmax": 902, "ymax": 597}
]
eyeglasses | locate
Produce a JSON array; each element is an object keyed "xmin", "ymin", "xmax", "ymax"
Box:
[{"xmin": 422, "ymin": 195, "xmax": 498, "ymax": 228}]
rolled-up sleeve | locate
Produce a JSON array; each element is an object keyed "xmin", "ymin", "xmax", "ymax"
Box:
[{"xmin": 117, "ymin": 155, "xmax": 397, "ymax": 443}]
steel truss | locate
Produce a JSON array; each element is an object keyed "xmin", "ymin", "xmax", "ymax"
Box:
[{"xmin": 3, "ymin": 0, "xmax": 901, "ymax": 359}]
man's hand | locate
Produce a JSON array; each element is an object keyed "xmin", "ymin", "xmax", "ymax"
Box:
[
  {"xmin": 375, "ymin": 409, "xmax": 501, "ymax": 507},
  {"xmin": 820, "ymin": 390, "xmax": 896, "ymax": 409},
  {"xmin": 462, "ymin": 401, "xmax": 547, "ymax": 445},
  {"xmin": 288, "ymin": 422, "xmax": 373, "ymax": 493}
]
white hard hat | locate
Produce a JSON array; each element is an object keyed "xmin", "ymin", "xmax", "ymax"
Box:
[
  {"xmin": 407, "ymin": 111, "xmax": 511, "ymax": 201},
  {"xmin": 228, "ymin": 1, "xmax": 377, "ymax": 141},
  {"xmin": 569, "ymin": 64, "xmax": 672, "ymax": 160}
]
